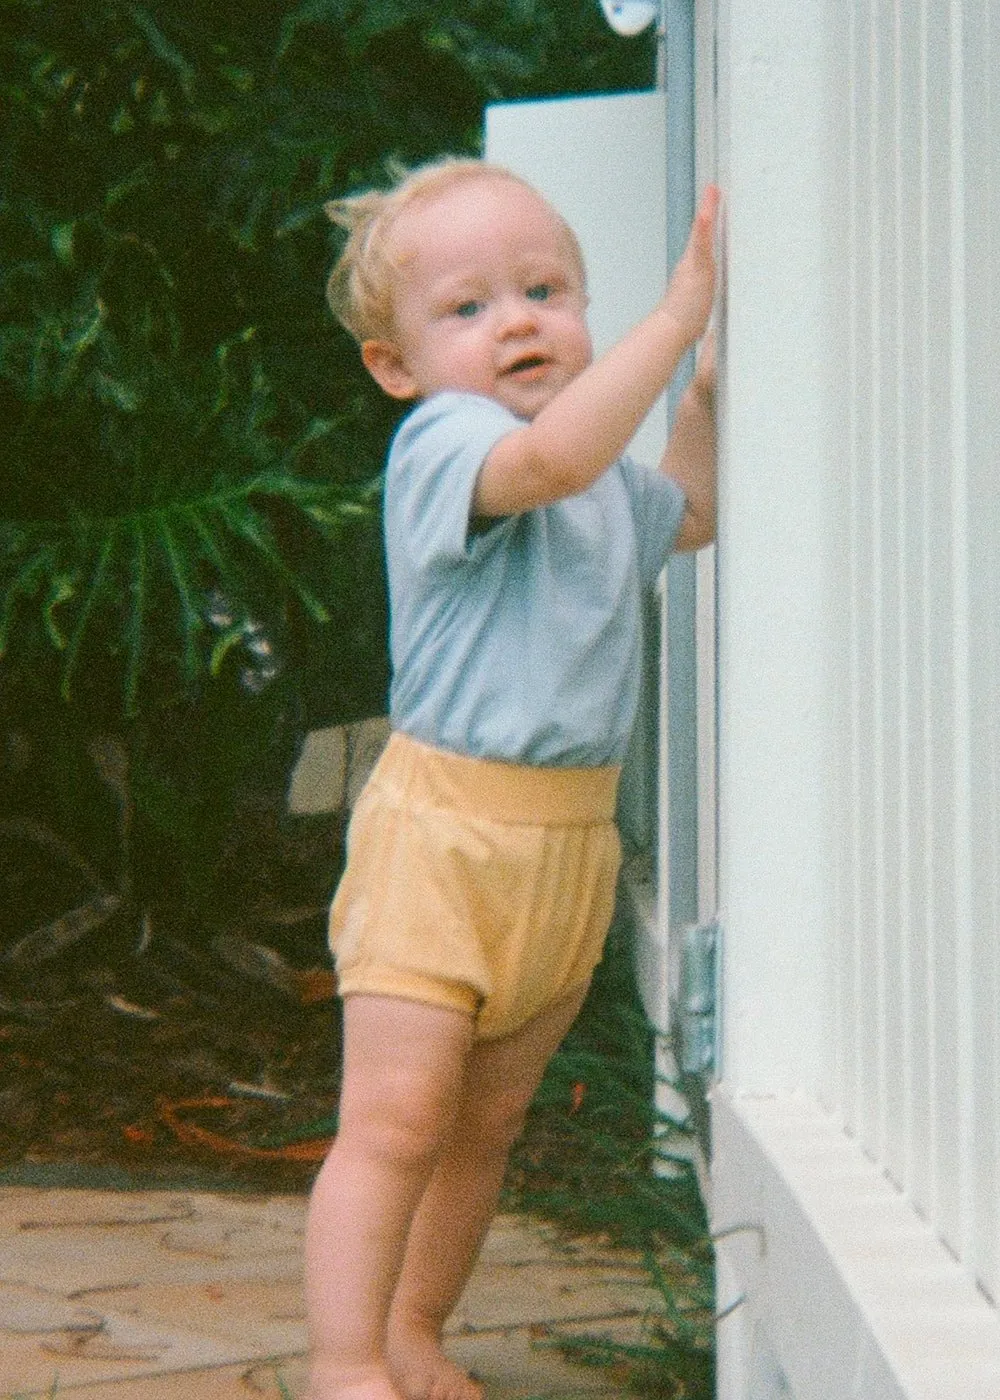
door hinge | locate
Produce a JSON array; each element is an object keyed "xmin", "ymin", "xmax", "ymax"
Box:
[{"xmin": 670, "ymin": 918, "xmax": 720, "ymax": 1077}]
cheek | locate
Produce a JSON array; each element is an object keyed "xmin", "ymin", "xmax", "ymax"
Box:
[
  {"xmin": 423, "ymin": 329, "xmax": 494, "ymax": 390},
  {"xmin": 449, "ymin": 327, "xmax": 494, "ymax": 368},
  {"xmin": 555, "ymin": 307, "xmax": 590, "ymax": 356},
  {"xmin": 570, "ymin": 326, "xmax": 593, "ymax": 370}
]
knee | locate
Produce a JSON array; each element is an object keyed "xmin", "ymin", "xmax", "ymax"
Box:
[{"xmin": 341, "ymin": 1094, "xmax": 454, "ymax": 1176}]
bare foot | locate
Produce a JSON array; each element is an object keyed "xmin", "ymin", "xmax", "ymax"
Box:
[
  {"xmin": 388, "ymin": 1328, "xmax": 484, "ymax": 1400},
  {"xmin": 306, "ymin": 1358, "xmax": 407, "ymax": 1400}
]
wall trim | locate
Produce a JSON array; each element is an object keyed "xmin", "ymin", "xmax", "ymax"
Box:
[{"xmin": 711, "ymin": 1089, "xmax": 1000, "ymax": 1400}]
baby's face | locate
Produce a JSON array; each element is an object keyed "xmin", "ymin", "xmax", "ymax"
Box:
[{"xmin": 365, "ymin": 176, "xmax": 592, "ymax": 420}]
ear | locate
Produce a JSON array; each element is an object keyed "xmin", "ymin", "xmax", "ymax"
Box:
[{"xmin": 361, "ymin": 340, "xmax": 419, "ymax": 400}]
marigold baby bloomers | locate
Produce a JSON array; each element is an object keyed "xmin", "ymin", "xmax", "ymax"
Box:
[{"xmin": 329, "ymin": 732, "xmax": 622, "ymax": 1040}]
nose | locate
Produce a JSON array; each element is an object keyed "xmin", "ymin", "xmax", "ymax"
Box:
[{"xmin": 495, "ymin": 293, "xmax": 540, "ymax": 339}]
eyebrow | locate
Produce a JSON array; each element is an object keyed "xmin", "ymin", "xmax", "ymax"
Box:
[
  {"xmin": 515, "ymin": 252, "xmax": 582, "ymax": 282},
  {"xmin": 425, "ymin": 273, "xmax": 490, "ymax": 304}
]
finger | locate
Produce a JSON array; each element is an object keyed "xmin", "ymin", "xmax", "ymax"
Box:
[
  {"xmin": 688, "ymin": 185, "xmax": 721, "ymax": 256},
  {"xmin": 697, "ymin": 183, "xmax": 722, "ymax": 229}
]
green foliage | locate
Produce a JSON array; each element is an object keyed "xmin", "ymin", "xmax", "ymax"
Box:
[
  {"xmin": 1, "ymin": 0, "xmax": 652, "ymax": 714},
  {"xmin": 0, "ymin": 2, "xmax": 652, "ymax": 949}
]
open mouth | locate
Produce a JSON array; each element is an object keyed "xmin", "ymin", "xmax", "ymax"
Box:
[{"xmin": 505, "ymin": 355, "xmax": 549, "ymax": 376}]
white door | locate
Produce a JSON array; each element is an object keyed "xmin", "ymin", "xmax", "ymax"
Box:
[{"xmin": 485, "ymin": 91, "xmax": 713, "ymax": 1144}]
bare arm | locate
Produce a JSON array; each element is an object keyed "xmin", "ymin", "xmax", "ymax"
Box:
[
  {"xmin": 666, "ymin": 331, "xmax": 717, "ymax": 552},
  {"xmin": 474, "ymin": 185, "xmax": 720, "ymax": 519}
]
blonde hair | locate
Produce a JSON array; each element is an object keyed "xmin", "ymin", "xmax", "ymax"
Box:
[{"xmin": 324, "ymin": 156, "xmax": 585, "ymax": 344}]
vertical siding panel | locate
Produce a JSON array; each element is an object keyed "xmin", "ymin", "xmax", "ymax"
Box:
[
  {"xmin": 836, "ymin": 0, "xmax": 862, "ymax": 1128},
  {"xmin": 842, "ymin": 0, "xmax": 862, "ymax": 1134},
  {"xmin": 825, "ymin": 11, "xmax": 853, "ymax": 1119},
  {"xmin": 890, "ymin": 0, "xmax": 929, "ymax": 1209},
  {"xmin": 919, "ymin": 3, "xmax": 958, "ymax": 1242},
  {"xmin": 852, "ymin": 0, "xmax": 880, "ymax": 1153},
  {"xmin": 946, "ymin": 0, "xmax": 975, "ymax": 1265},
  {"xmin": 877, "ymin": 0, "xmax": 905, "ymax": 1186},
  {"xmin": 866, "ymin": 0, "xmax": 885, "ymax": 1162},
  {"xmin": 965, "ymin": 0, "xmax": 1000, "ymax": 1300},
  {"xmin": 914, "ymin": 5, "xmax": 937, "ymax": 1225},
  {"xmin": 714, "ymin": 0, "xmax": 840, "ymax": 1099}
]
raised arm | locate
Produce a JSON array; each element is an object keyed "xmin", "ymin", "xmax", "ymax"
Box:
[{"xmin": 473, "ymin": 184, "xmax": 720, "ymax": 519}]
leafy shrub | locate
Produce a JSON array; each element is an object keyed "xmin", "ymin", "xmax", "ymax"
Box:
[{"xmin": 0, "ymin": 1, "xmax": 652, "ymax": 955}]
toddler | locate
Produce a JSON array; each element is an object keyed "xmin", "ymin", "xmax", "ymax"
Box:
[{"xmin": 306, "ymin": 157, "xmax": 719, "ymax": 1400}]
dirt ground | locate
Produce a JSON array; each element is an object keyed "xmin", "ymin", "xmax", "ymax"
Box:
[
  {"xmin": 0, "ymin": 791, "xmax": 632, "ymax": 1208},
  {"xmin": 0, "ymin": 921, "xmax": 583, "ymax": 1209},
  {"xmin": 0, "ymin": 912, "xmax": 345, "ymax": 1194}
]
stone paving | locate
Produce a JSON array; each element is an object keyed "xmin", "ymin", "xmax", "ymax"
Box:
[{"xmin": 0, "ymin": 1188, "xmax": 659, "ymax": 1398}]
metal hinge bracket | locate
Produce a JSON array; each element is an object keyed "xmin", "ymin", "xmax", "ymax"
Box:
[{"xmin": 670, "ymin": 918, "xmax": 720, "ymax": 1077}]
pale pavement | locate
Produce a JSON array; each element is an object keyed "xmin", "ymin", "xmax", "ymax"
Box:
[{"xmin": 0, "ymin": 1188, "xmax": 660, "ymax": 1398}]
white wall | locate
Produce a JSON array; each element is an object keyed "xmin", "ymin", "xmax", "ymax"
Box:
[
  {"xmin": 486, "ymin": 92, "xmax": 670, "ymax": 471},
  {"xmin": 709, "ymin": 0, "xmax": 1000, "ymax": 1395}
]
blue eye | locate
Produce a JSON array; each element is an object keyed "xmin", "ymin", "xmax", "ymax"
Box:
[
  {"xmin": 526, "ymin": 284, "xmax": 552, "ymax": 302},
  {"xmin": 454, "ymin": 300, "xmax": 482, "ymax": 319}
]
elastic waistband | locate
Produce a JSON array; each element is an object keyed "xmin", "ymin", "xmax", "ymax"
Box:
[{"xmin": 370, "ymin": 732, "xmax": 620, "ymax": 825}]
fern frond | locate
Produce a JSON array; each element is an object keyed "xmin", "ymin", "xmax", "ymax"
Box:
[
  {"xmin": 43, "ymin": 572, "xmax": 78, "ymax": 650},
  {"xmin": 1, "ymin": 468, "xmax": 372, "ymax": 708},
  {"xmin": 187, "ymin": 506, "xmax": 232, "ymax": 579},
  {"xmin": 59, "ymin": 526, "xmax": 117, "ymax": 699},
  {"xmin": 153, "ymin": 511, "xmax": 205, "ymax": 683},
  {"xmin": 216, "ymin": 495, "xmax": 330, "ymax": 623}
]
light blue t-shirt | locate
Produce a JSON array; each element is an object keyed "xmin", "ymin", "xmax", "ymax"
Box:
[{"xmin": 385, "ymin": 391, "xmax": 686, "ymax": 767}]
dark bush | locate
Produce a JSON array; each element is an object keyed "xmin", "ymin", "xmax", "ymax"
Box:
[{"xmin": 0, "ymin": 0, "xmax": 652, "ymax": 955}]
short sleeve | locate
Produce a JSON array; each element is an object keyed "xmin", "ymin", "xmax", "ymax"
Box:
[
  {"xmin": 616, "ymin": 454, "xmax": 688, "ymax": 587},
  {"xmin": 387, "ymin": 392, "xmax": 521, "ymax": 571}
]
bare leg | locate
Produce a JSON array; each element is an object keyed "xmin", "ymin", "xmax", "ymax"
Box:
[
  {"xmin": 387, "ymin": 981, "xmax": 591, "ymax": 1400},
  {"xmin": 304, "ymin": 995, "xmax": 475, "ymax": 1400}
]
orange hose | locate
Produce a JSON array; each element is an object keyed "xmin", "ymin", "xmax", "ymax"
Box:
[{"xmin": 157, "ymin": 1095, "xmax": 332, "ymax": 1162}]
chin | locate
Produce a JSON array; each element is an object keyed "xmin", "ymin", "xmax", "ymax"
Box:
[{"xmin": 499, "ymin": 385, "xmax": 560, "ymax": 419}]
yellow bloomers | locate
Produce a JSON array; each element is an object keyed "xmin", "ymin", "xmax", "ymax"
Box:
[{"xmin": 329, "ymin": 732, "xmax": 622, "ymax": 1040}]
